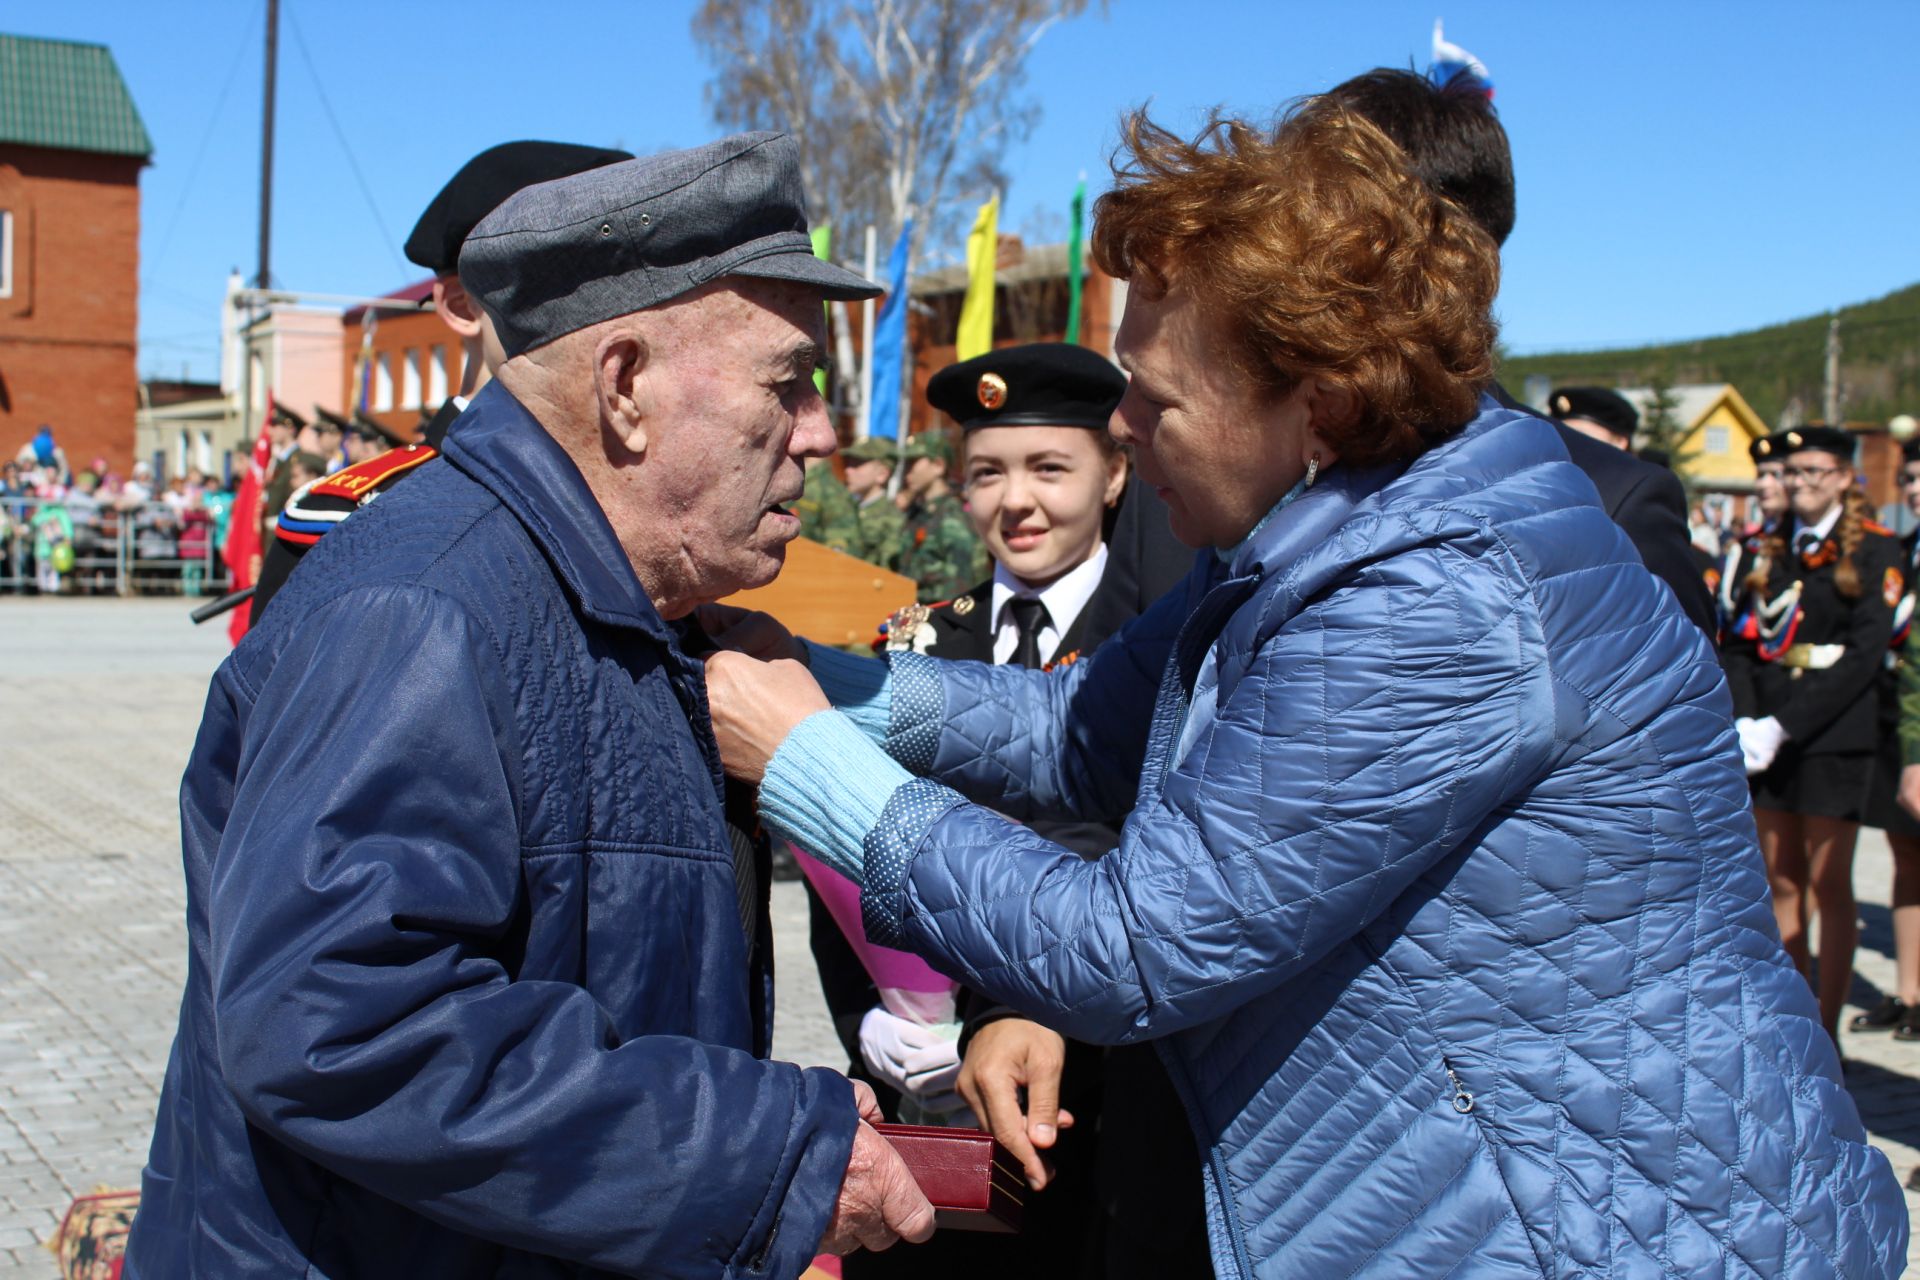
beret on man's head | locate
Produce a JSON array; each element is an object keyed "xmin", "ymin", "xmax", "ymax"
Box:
[
  {"xmin": 1780, "ymin": 425, "xmax": 1856, "ymax": 461},
  {"xmin": 404, "ymin": 141, "xmax": 635, "ymax": 275},
  {"xmin": 1548, "ymin": 385, "xmax": 1638, "ymax": 442},
  {"xmin": 926, "ymin": 343, "xmax": 1126, "ymax": 432},
  {"xmin": 459, "ymin": 132, "xmax": 881, "ymax": 358},
  {"xmin": 1750, "ymin": 432, "xmax": 1784, "ymax": 463}
]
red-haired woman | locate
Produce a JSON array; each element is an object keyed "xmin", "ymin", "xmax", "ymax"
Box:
[
  {"xmin": 707, "ymin": 101, "xmax": 1907, "ymax": 1274},
  {"xmin": 1722, "ymin": 426, "xmax": 1903, "ymax": 1051}
]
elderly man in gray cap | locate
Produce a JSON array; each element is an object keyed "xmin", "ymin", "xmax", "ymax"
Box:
[{"xmin": 128, "ymin": 132, "xmax": 932, "ymax": 1280}]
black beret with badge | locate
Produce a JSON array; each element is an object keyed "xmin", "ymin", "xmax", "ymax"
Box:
[
  {"xmin": 1548, "ymin": 385, "xmax": 1639, "ymax": 443},
  {"xmin": 1778, "ymin": 425, "xmax": 1857, "ymax": 461},
  {"xmin": 926, "ymin": 342, "xmax": 1126, "ymax": 432},
  {"xmin": 404, "ymin": 140, "xmax": 636, "ymax": 274},
  {"xmin": 1750, "ymin": 431, "xmax": 1787, "ymax": 463}
]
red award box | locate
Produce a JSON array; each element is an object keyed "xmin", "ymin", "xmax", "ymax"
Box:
[{"xmin": 871, "ymin": 1123, "xmax": 1025, "ymax": 1233}]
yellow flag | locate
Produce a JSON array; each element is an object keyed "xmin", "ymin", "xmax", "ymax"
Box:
[{"xmin": 955, "ymin": 196, "xmax": 998, "ymax": 360}]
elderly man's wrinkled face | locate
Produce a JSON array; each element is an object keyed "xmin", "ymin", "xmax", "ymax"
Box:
[{"xmin": 638, "ymin": 279, "xmax": 836, "ymax": 609}]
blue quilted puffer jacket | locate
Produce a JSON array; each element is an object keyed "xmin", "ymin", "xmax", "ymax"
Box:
[
  {"xmin": 129, "ymin": 382, "xmax": 852, "ymax": 1278},
  {"xmin": 858, "ymin": 401, "xmax": 1909, "ymax": 1278}
]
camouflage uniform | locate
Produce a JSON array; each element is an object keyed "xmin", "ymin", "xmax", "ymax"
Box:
[
  {"xmin": 899, "ymin": 489, "xmax": 985, "ymax": 603},
  {"xmin": 852, "ymin": 496, "xmax": 906, "ymax": 572},
  {"xmin": 794, "ymin": 461, "xmax": 860, "ymax": 554}
]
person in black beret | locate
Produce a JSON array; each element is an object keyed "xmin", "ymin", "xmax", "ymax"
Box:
[
  {"xmin": 1549, "ymin": 385, "xmax": 1638, "ymax": 450},
  {"xmin": 819, "ymin": 342, "xmax": 1199, "ymax": 1280},
  {"xmin": 1716, "ymin": 430, "xmax": 1794, "ymax": 627},
  {"xmin": 1860, "ymin": 433, "xmax": 1920, "ymax": 1040},
  {"xmin": 1720, "ymin": 424, "xmax": 1906, "ymax": 1050},
  {"xmin": 247, "ymin": 140, "xmax": 633, "ymax": 627}
]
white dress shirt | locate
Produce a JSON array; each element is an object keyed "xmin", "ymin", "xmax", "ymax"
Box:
[{"xmin": 989, "ymin": 542, "xmax": 1109, "ymax": 666}]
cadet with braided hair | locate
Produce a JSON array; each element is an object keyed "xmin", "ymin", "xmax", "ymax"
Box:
[{"xmin": 1722, "ymin": 425, "xmax": 1904, "ymax": 1048}]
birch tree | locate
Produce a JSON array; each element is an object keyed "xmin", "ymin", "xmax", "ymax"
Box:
[{"xmin": 693, "ymin": 0, "xmax": 1089, "ymax": 270}]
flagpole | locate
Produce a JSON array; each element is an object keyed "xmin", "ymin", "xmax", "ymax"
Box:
[{"xmin": 859, "ymin": 224, "xmax": 878, "ymax": 442}]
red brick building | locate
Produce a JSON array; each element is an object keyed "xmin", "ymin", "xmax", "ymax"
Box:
[
  {"xmin": 341, "ymin": 280, "xmax": 460, "ymax": 443},
  {"xmin": 0, "ymin": 34, "xmax": 152, "ymax": 473}
]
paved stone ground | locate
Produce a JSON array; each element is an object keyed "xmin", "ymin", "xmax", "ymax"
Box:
[{"xmin": 0, "ymin": 597, "xmax": 1915, "ymax": 1276}]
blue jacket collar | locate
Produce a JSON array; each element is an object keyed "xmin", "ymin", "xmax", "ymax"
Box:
[
  {"xmin": 1226, "ymin": 394, "xmax": 1534, "ymax": 581},
  {"xmin": 440, "ymin": 381, "xmax": 675, "ymax": 642}
]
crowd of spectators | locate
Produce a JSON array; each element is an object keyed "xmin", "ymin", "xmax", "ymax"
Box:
[{"xmin": 0, "ymin": 426, "xmax": 238, "ymax": 595}]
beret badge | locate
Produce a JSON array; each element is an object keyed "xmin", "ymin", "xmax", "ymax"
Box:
[{"xmin": 977, "ymin": 372, "xmax": 1008, "ymax": 411}]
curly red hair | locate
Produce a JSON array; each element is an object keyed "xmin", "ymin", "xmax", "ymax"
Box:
[{"xmin": 1091, "ymin": 101, "xmax": 1501, "ymax": 467}]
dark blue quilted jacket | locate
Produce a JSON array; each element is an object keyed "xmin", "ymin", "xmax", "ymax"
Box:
[
  {"xmin": 129, "ymin": 382, "xmax": 853, "ymax": 1279},
  {"xmin": 860, "ymin": 402, "xmax": 1909, "ymax": 1278}
]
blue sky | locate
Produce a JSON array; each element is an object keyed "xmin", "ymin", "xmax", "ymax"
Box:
[{"xmin": 21, "ymin": 1, "xmax": 1920, "ymax": 382}]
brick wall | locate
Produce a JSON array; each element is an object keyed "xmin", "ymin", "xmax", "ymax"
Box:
[{"xmin": 0, "ymin": 144, "xmax": 143, "ymax": 473}]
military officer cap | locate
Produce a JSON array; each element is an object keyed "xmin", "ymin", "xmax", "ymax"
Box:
[
  {"xmin": 843, "ymin": 437, "xmax": 898, "ymax": 465},
  {"xmin": 901, "ymin": 433, "xmax": 955, "ymax": 464},
  {"xmin": 926, "ymin": 342, "xmax": 1125, "ymax": 432},
  {"xmin": 270, "ymin": 403, "xmax": 308, "ymax": 431},
  {"xmin": 461, "ymin": 132, "xmax": 881, "ymax": 358},
  {"xmin": 1548, "ymin": 386, "xmax": 1638, "ymax": 443},
  {"xmin": 405, "ymin": 141, "xmax": 636, "ymax": 275},
  {"xmin": 1778, "ymin": 425, "xmax": 1856, "ymax": 460},
  {"xmin": 329, "ymin": 407, "xmax": 407, "ymax": 449}
]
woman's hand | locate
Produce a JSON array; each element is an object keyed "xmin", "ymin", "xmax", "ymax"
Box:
[
  {"xmin": 695, "ymin": 603, "xmax": 806, "ymax": 664},
  {"xmin": 956, "ymin": 1018, "xmax": 1075, "ymax": 1190},
  {"xmin": 703, "ymin": 650, "xmax": 830, "ymax": 784}
]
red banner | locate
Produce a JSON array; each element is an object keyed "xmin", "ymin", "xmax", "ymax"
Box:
[{"xmin": 222, "ymin": 400, "xmax": 274, "ymax": 646}]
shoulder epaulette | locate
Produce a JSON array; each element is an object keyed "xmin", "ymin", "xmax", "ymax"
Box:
[
  {"xmin": 310, "ymin": 444, "xmax": 438, "ymax": 503},
  {"xmin": 275, "ymin": 445, "xmax": 439, "ymax": 547}
]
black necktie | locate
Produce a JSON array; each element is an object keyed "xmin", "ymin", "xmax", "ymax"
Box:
[{"xmin": 1008, "ymin": 597, "xmax": 1051, "ymax": 669}]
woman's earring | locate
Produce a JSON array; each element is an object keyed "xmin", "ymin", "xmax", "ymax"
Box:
[{"xmin": 1304, "ymin": 454, "xmax": 1320, "ymax": 489}]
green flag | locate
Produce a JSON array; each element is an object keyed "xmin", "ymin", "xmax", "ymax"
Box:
[
  {"xmin": 809, "ymin": 224, "xmax": 833, "ymax": 393},
  {"xmin": 1065, "ymin": 179, "xmax": 1086, "ymax": 345}
]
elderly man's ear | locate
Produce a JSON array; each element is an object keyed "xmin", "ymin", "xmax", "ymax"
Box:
[{"xmin": 595, "ymin": 331, "xmax": 654, "ymax": 458}]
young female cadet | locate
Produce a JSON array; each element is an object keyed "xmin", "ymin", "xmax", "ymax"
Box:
[{"xmin": 1723, "ymin": 425, "xmax": 1905, "ymax": 1048}]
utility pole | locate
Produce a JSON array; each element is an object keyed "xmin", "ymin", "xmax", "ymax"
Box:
[
  {"xmin": 257, "ymin": 0, "xmax": 278, "ymax": 290},
  {"xmin": 1823, "ymin": 314, "xmax": 1843, "ymax": 427}
]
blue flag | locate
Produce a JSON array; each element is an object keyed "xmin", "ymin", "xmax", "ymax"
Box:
[{"xmin": 867, "ymin": 220, "xmax": 913, "ymax": 441}]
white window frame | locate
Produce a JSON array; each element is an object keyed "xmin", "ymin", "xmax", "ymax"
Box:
[
  {"xmin": 1705, "ymin": 426, "xmax": 1729, "ymax": 455},
  {"xmin": 0, "ymin": 210, "xmax": 12, "ymax": 299},
  {"xmin": 373, "ymin": 352, "xmax": 393, "ymax": 411},
  {"xmin": 428, "ymin": 344, "xmax": 449, "ymax": 405},
  {"xmin": 401, "ymin": 347, "xmax": 422, "ymax": 409}
]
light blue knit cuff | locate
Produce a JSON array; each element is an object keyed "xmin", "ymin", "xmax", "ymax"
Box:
[
  {"xmin": 759, "ymin": 710, "xmax": 913, "ymax": 884},
  {"xmin": 802, "ymin": 641, "xmax": 892, "ymax": 743}
]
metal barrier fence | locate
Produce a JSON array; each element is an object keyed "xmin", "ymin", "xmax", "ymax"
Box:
[{"xmin": 0, "ymin": 497, "xmax": 233, "ymax": 596}]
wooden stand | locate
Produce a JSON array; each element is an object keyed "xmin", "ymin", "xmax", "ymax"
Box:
[{"xmin": 721, "ymin": 537, "xmax": 915, "ymax": 648}]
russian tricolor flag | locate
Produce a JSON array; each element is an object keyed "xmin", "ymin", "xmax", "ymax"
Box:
[{"xmin": 1428, "ymin": 19, "xmax": 1493, "ymax": 98}]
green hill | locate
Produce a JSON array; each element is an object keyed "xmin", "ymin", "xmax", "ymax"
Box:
[{"xmin": 1498, "ymin": 282, "xmax": 1920, "ymax": 428}]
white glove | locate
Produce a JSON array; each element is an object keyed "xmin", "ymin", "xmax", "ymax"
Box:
[
  {"xmin": 1735, "ymin": 716, "xmax": 1787, "ymax": 775},
  {"xmin": 858, "ymin": 1007, "xmax": 967, "ymax": 1114}
]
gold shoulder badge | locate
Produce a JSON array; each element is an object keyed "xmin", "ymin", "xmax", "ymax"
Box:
[
  {"xmin": 1886, "ymin": 566, "xmax": 1906, "ymax": 609},
  {"xmin": 977, "ymin": 372, "xmax": 1008, "ymax": 411},
  {"xmin": 952, "ymin": 594, "xmax": 976, "ymax": 616}
]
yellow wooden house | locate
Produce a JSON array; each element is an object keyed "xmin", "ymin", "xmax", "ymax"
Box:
[{"xmin": 1618, "ymin": 383, "xmax": 1771, "ymax": 492}]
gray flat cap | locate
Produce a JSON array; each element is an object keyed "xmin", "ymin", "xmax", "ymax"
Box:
[{"xmin": 459, "ymin": 131, "xmax": 880, "ymax": 357}]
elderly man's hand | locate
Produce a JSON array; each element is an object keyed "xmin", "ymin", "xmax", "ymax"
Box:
[
  {"xmin": 957, "ymin": 1018, "xmax": 1075, "ymax": 1191},
  {"xmin": 702, "ymin": 649, "xmax": 829, "ymax": 784},
  {"xmin": 818, "ymin": 1081, "xmax": 936, "ymax": 1256},
  {"xmin": 695, "ymin": 603, "xmax": 806, "ymax": 664}
]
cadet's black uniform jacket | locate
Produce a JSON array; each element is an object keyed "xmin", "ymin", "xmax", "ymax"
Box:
[{"xmin": 1721, "ymin": 519, "xmax": 1904, "ymax": 757}]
